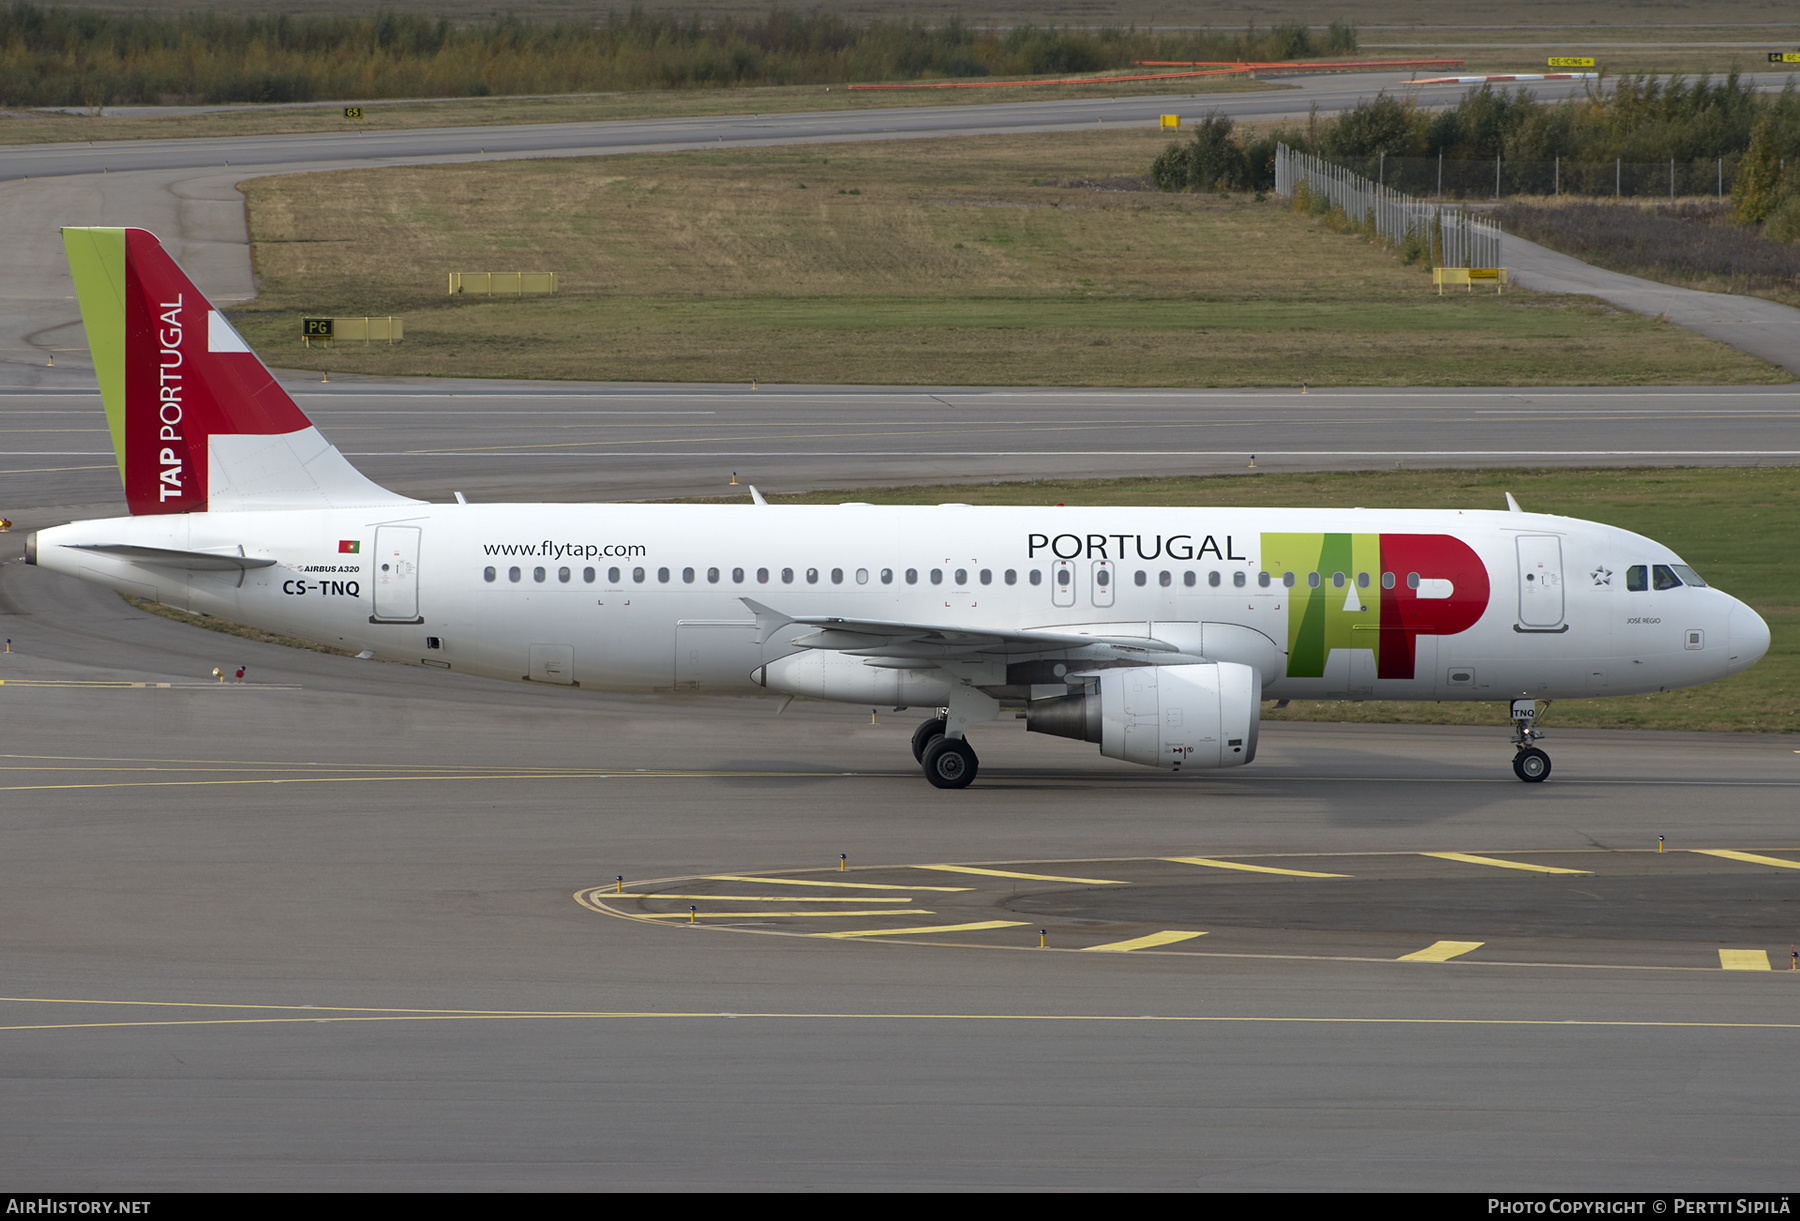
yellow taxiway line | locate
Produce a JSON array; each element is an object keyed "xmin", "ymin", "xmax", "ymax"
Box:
[
  {"xmin": 913, "ymin": 865, "xmax": 1127, "ymax": 885},
  {"xmin": 812, "ymin": 920, "xmax": 1029, "ymax": 939},
  {"xmin": 1081, "ymin": 931, "xmax": 1208, "ymax": 952},
  {"xmin": 1422, "ymin": 852, "xmax": 1592, "ymax": 875},
  {"xmin": 1692, "ymin": 849, "xmax": 1800, "ymax": 870},
  {"xmin": 1164, "ymin": 856, "xmax": 1350, "ymax": 878},
  {"xmin": 1397, "ymin": 941, "xmax": 1486, "ymax": 962}
]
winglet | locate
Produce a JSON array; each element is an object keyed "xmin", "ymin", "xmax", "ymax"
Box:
[
  {"xmin": 749, "ymin": 485, "xmax": 769, "ymax": 506},
  {"xmin": 739, "ymin": 597, "xmax": 792, "ymax": 644},
  {"xmin": 1505, "ymin": 493, "xmax": 1523, "ymax": 513}
]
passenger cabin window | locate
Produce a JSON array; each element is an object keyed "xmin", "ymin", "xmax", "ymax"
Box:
[
  {"xmin": 533, "ymin": 567, "xmax": 546, "ymax": 582},
  {"xmin": 682, "ymin": 567, "xmax": 695, "ymax": 583},
  {"xmin": 881, "ymin": 568, "xmax": 894, "ymax": 584},
  {"xmin": 782, "ymin": 568, "xmax": 794, "ymax": 584},
  {"xmin": 1133, "ymin": 571, "xmax": 1147, "ymax": 587},
  {"xmin": 1256, "ymin": 572, "xmax": 1269, "ymax": 588},
  {"xmin": 484, "ymin": 566, "xmax": 497, "ymax": 582},
  {"xmin": 1407, "ymin": 572, "xmax": 1420, "ymax": 589},
  {"xmin": 856, "ymin": 568, "xmax": 869, "ymax": 585},
  {"xmin": 707, "ymin": 567, "xmax": 720, "ymax": 583},
  {"xmin": 980, "ymin": 569, "xmax": 992, "ymax": 585},
  {"xmin": 608, "ymin": 567, "xmax": 621, "ymax": 583},
  {"xmin": 633, "ymin": 567, "xmax": 645, "ymax": 583},
  {"xmin": 1004, "ymin": 570, "xmax": 1017, "ymax": 586},
  {"xmin": 558, "ymin": 567, "xmax": 571, "ymax": 583},
  {"xmin": 805, "ymin": 568, "xmax": 818, "ymax": 584},
  {"xmin": 1381, "ymin": 572, "xmax": 1395, "ymax": 589},
  {"xmin": 931, "ymin": 569, "xmax": 943, "ymax": 585},
  {"xmin": 954, "ymin": 569, "xmax": 967, "ymax": 585},
  {"xmin": 509, "ymin": 567, "xmax": 522, "ymax": 583},
  {"xmin": 1627, "ymin": 565, "xmax": 1648, "ymax": 591},
  {"xmin": 905, "ymin": 569, "xmax": 918, "ymax": 584},
  {"xmin": 756, "ymin": 568, "xmax": 769, "ymax": 584},
  {"xmin": 583, "ymin": 567, "xmax": 595, "ymax": 583},
  {"xmin": 732, "ymin": 567, "xmax": 745, "ymax": 583},
  {"xmin": 1029, "ymin": 570, "xmax": 1042, "ymax": 586},
  {"xmin": 831, "ymin": 568, "xmax": 843, "ymax": 584},
  {"xmin": 657, "ymin": 567, "xmax": 670, "ymax": 582}
]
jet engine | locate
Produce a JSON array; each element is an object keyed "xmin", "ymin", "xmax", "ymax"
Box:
[{"xmin": 1026, "ymin": 661, "xmax": 1260, "ymax": 771}]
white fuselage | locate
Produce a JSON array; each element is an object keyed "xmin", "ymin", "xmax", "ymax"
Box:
[{"xmin": 33, "ymin": 502, "xmax": 1768, "ymax": 706}]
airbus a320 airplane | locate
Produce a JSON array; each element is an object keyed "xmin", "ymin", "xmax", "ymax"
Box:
[{"xmin": 27, "ymin": 229, "xmax": 1772, "ymax": 787}]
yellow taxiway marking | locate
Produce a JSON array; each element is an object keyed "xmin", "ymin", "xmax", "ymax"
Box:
[
  {"xmin": 1397, "ymin": 940, "xmax": 1486, "ymax": 962},
  {"xmin": 813, "ymin": 920, "xmax": 1029, "ymax": 940},
  {"xmin": 1164, "ymin": 856, "xmax": 1351, "ymax": 879},
  {"xmin": 1422, "ymin": 852, "xmax": 1592, "ymax": 875},
  {"xmin": 703, "ymin": 874, "xmax": 972, "ymax": 891},
  {"xmin": 622, "ymin": 894, "xmax": 912, "ymax": 903},
  {"xmin": 913, "ymin": 865, "xmax": 1127, "ymax": 885},
  {"xmin": 1692, "ymin": 849, "xmax": 1800, "ymax": 870},
  {"xmin": 1081, "ymin": 931, "xmax": 1209, "ymax": 953},
  {"xmin": 13, "ymin": 995, "xmax": 1800, "ymax": 1034},
  {"xmin": 638, "ymin": 909, "xmax": 924, "ymax": 919},
  {"xmin": 1719, "ymin": 949, "xmax": 1772, "ymax": 971}
]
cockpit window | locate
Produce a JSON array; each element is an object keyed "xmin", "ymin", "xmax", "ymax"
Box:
[
  {"xmin": 1626, "ymin": 565, "xmax": 1647, "ymax": 591},
  {"xmin": 1670, "ymin": 564, "xmax": 1707, "ymax": 588},
  {"xmin": 1653, "ymin": 564, "xmax": 1683, "ymax": 591}
]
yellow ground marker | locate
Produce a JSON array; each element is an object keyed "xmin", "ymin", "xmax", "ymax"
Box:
[
  {"xmin": 704, "ymin": 874, "xmax": 971, "ymax": 891},
  {"xmin": 620, "ymin": 894, "xmax": 914, "ymax": 903},
  {"xmin": 1719, "ymin": 949, "xmax": 1772, "ymax": 971},
  {"xmin": 813, "ymin": 920, "xmax": 1029, "ymax": 939},
  {"xmin": 1397, "ymin": 941, "xmax": 1485, "ymax": 962},
  {"xmin": 1164, "ymin": 856, "xmax": 1350, "ymax": 879},
  {"xmin": 1422, "ymin": 852, "xmax": 1592, "ymax": 875},
  {"xmin": 1692, "ymin": 850, "xmax": 1800, "ymax": 871},
  {"xmin": 1081, "ymin": 931, "xmax": 1208, "ymax": 952},
  {"xmin": 913, "ymin": 865, "xmax": 1127, "ymax": 885},
  {"xmin": 638, "ymin": 909, "xmax": 925, "ymax": 919}
]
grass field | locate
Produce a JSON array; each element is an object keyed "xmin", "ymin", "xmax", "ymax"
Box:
[
  {"xmin": 737, "ymin": 465, "xmax": 1799, "ymax": 734},
  {"xmin": 231, "ymin": 129, "xmax": 1787, "ymax": 387}
]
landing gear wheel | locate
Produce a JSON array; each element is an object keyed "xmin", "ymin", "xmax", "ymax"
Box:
[
  {"xmin": 911, "ymin": 716, "xmax": 948, "ymax": 763},
  {"xmin": 922, "ymin": 736, "xmax": 979, "ymax": 789},
  {"xmin": 1512, "ymin": 747, "xmax": 1551, "ymax": 783}
]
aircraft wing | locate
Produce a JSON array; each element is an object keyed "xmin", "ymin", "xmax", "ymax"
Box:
[{"xmin": 740, "ymin": 598, "xmax": 1198, "ymax": 665}]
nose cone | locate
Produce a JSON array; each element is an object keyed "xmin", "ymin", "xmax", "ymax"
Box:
[{"xmin": 1726, "ymin": 599, "xmax": 1771, "ymax": 676}]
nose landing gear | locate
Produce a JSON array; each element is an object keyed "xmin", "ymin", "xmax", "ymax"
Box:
[{"xmin": 1510, "ymin": 698, "xmax": 1552, "ymax": 782}]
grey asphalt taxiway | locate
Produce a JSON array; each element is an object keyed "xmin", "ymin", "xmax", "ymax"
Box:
[
  {"xmin": 5, "ymin": 78, "xmax": 1800, "ymax": 1192},
  {"xmin": 3, "ymin": 562, "xmax": 1798, "ymax": 1190}
]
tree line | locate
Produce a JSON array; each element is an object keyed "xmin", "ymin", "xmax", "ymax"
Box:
[
  {"xmin": 0, "ymin": 4, "xmax": 1357, "ymax": 107},
  {"xmin": 1153, "ymin": 74, "xmax": 1800, "ymax": 233}
]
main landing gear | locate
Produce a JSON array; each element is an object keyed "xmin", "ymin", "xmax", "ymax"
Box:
[
  {"xmin": 1509, "ymin": 698, "xmax": 1552, "ymax": 783},
  {"xmin": 912, "ymin": 714, "xmax": 979, "ymax": 789}
]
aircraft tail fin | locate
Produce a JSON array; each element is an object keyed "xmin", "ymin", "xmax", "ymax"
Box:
[{"xmin": 61, "ymin": 227, "xmax": 418, "ymax": 515}]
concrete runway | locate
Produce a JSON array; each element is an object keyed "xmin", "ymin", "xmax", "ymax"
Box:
[
  {"xmin": 5, "ymin": 77, "xmax": 1800, "ymax": 1191},
  {"xmin": 6, "ymin": 382, "xmax": 1799, "ymax": 517},
  {"xmin": 3, "ymin": 560, "xmax": 1799, "ymax": 1190}
]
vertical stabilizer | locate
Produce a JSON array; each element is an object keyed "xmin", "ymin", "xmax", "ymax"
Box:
[{"xmin": 61, "ymin": 227, "xmax": 418, "ymax": 514}]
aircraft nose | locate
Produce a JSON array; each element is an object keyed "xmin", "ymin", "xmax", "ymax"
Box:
[{"xmin": 1726, "ymin": 599, "xmax": 1771, "ymax": 675}]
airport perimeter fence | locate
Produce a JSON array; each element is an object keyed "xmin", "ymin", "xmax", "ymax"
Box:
[
  {"xmin": 1275, "ymin": 144, "xmax": 1501, "ymax": 269},
  {"xmin": 1320, "ymin": 153, "xmax": 1745, "ymax": 202}
]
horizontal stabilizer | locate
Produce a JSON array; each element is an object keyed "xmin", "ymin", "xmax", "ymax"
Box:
[{"xmin": 68, "ymin": 543, "xmax": 278, "ymax": 571}]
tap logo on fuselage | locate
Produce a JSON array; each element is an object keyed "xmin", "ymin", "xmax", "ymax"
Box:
[{"xmin": 1263, "ymin": 533, "xmax": 1490, "ymax": 680}]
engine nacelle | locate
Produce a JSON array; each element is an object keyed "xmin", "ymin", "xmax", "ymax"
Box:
[
  {"xmin": 755, "ymin": 650, "xmax": 955, "ymax": 706},
  {"xmin": 1027, "ymin": 662, "xmax": 1260, "ymax": 771}
]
